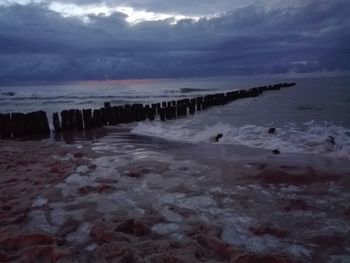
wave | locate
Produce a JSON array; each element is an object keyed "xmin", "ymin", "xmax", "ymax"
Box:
[{"xmin": 132, "ymin": 120, "xmax": 350, "ymax": 160}]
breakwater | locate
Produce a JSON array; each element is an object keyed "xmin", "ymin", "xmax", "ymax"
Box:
[{"xmin": 0, "ymin": 82, "xmax": 295, "ymax": 139}]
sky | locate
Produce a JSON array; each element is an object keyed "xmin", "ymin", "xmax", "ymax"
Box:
[{"xmin": 0, "ymin": 0, "xmax": 349, "ymax": 81}]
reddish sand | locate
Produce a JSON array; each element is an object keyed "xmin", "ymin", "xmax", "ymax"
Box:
[{"xmin": 0, "ymin": 139, "xmax": 349, "ymax": 262}]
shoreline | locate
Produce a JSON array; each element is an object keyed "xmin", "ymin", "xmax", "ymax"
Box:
[{"xmin": 0, "ymin": 130, "xmax": 350, "ymax": 262}]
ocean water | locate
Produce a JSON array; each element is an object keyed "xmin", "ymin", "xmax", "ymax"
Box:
[{"xmin": 1, "ymin": 75, "xmax": 350, "ymax": 160}]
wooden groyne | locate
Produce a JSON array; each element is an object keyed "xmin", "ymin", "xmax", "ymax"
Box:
[{"xmin": 0, "ymin": 82, "xmax": 296, "ymax": 139}]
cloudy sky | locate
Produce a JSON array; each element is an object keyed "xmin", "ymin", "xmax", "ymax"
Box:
[{"xmin": 0, "ymin": 0, "xmax": 349, "ymax": 81}]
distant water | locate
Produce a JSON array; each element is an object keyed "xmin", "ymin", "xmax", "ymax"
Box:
[{"xmin": 1, "ymin": 76, "xmax": 350, "ymax": 159}]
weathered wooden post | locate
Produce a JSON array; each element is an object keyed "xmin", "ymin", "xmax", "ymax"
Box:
[
  {"xmin": 100, "ymin": 107, "xmax": 108, "ymax": 126},
  {"xmin": 0, "ymin": 113, "xmax": 12, "ymax": 139},
  {"xmin": 53, "ymin": 112, "xmax": 61, "ymax": 133},
  {"xmin": 189, "ymin": 103, "xmax": 195, "ymax": 115},
  {"xmin": 83, "ymin": 109, "xmax": 94, "ymax": 129},
  {"xmin": 76, "ymin": 110, "xmax": 84, "ymax": 131},
  {"xmin": 68, "ymin": 109, "xmax": 77, "ymax": 131},
  {"xmin": 61, "ymin": 110, "xmax": 70, "ymax": 131},
  {"xmin": 37, "ymin": 111, "xmax": 50, "ymax": 136},
  {"xmin": 196, "ymin": 97, "xmax": 203, "ymax": 111},
  {"xmin": 93, "ymin": 109, "xmax": 103, "ymax": 127},
  {"xmin": 156, "ymin": 103, "xmax": 161, "ymax": 115},
  {"xmin": 11, "ymin": 113, "xmax": 25, "ymax": 138},
  {"xmin": 159, "ymin": 108, "xmax": 166, "ymax": 121}
]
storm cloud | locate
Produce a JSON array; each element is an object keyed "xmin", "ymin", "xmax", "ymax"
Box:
[{"xmin": 0, "ymin": 0, "xmax": 349, "ymax": 81}]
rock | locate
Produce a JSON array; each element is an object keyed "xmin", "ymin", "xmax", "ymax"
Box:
[
  {"xmin": 268, "ymin": 128, "xmax": 276, "ymax": 134},
  {"xmin": 214, "ymin": 133, "xmax": 223, "ymax": 142},
  {"xmin": 2, "ymin": 92, "xmax": 15, "ymax": 97},
  {"xmin": 272, "ymin": 149, "xmax": 280, "ymax": 155},
  {"xmin": 327, "ymin": 136, "xmax": 335, "ymax": 145}
]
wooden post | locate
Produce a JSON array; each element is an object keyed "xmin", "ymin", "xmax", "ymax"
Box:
[
  {"xmin": 37, "ymin": 111, "xmax": 50, "ymax": 135},
  {"xmin": 93, "ymin": 109, "xmax": 102, "ymax": 127},
  {"xmin": 11, "ymin": 113, "xmax": 25, "ymax": 138},
  {"xmin": 160, "ymin": 108, "xmax": 166, "ymax": 121},
  {"xmin": 0, "ymin": 113, "xmax": 12, "ymax": 139},
  {"xmin": 83, "ymin": 109, "xmax": 94, "ymax": 129},
  {"xmin": 53, "ymin": 112, "xmax": 61, "ymax": 133},
  {"xmin": 69, "ymin": 109, "xmax": 77, "ymax": 131},
  {"xmin": 76, "ymin": 110, "xmax": 84, "ymax": 131},
  {"xmin": 99, "ymin": 108, "xmax": 108, "ymax": 126},
  {"xmin": 189, "ymin": 103, "xmax": 195, "ymax": 115},
  {"xmin": 156, "ymin": 103, "xmax": 161, "ymax": 115},
  {"xmin": 61, "ymin": 110, "xmax": 70, "ymax": 131}
]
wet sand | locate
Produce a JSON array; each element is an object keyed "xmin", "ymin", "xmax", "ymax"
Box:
[{"xmin": 0, "ymin": 129, "xmax": 350, "ymax": 262}]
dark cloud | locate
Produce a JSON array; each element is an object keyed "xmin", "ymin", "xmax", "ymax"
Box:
[{"xmin": 0, "ymin": 0, "xmax": 349, "ymax": 81}]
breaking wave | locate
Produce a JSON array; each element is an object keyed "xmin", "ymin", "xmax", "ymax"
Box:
[{"xmin": 132, "ymin": 120, "xmax": 350, "ymax": 160}]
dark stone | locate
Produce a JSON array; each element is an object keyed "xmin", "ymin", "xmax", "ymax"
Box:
[
  {"xmin": 215, "ymin": 133, "xmax": 223, "ymax": 142},
  {"xmin": 268, "ymin": 128, "xmax": 276, "ymax": 134},
  {"xmin": 2, "ymin": 92, "xmax": 15, "ymax": 96},
  {"xmin": 272, "ymin": 149, "xmax": 280, "ymax": 155},
  {"xmin": 327, "ymin": 135, "xmax": 335, "ymax": 145}
]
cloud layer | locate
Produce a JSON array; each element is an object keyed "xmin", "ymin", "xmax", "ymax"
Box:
[{"xmin": 0, "ymin": 0, "xmax": 349, "ymax": 81}]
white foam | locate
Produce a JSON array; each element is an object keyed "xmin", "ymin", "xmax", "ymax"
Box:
[
  {"xmin": 50, "ymin": 207, "xmax": 67, "ymax": 225},
  {"xmin": 152, "ymin": 223, "xmax": 179, "ymax": 235},
  {"xmin": 27, "ymin": 210, "xmax": 58, "ymax": 234},
  {"xmin": 76, "ymin": 165, "xmax": 89, "ymax": 174},
  {"xmin": 32, "ymin": 197, "xmax": 48, "ymax": 207},
  {"xmin": 132, "ymin": 120, "xmax": 350, "ymax": 160},
  {"xmin": 66, "ymin": 222, "xmax": 92, "ymax": 245}
]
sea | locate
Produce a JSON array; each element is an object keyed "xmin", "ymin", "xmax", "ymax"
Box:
[{"xmin": 1, "ymin": 75, "xmax": 350, "ymax": 160}]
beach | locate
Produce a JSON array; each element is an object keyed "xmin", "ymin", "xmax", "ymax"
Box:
[{"xmin": 0, "ymin": 125, "xmax": 350, "ymax": 262}]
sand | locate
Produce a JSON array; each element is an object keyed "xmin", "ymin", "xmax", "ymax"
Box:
[{"xmin": 0, "ymin": 133, "xmax": 349, "ymax": 262}]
